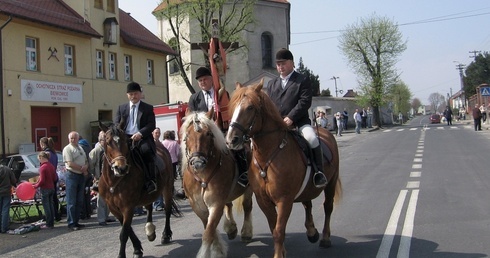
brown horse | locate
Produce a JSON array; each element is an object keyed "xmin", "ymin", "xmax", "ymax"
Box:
[
  {"xmin": 181, "ymin": 109, "xmax": 254, "ymax": 258},
  {"xmin": 98, "ymin": 123, "xmax": 181, "ymax": 258},
  {"xmin": 225, "ymin": 80, "xmax": 342, "ymax": 258}
]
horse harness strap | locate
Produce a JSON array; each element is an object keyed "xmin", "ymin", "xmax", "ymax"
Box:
[
  {"xmin": 190, "ymin": 154, "xmax": 222, "ymax": 190},
  {"xmin": 103, "ymin": 153, "xmax": 125, "ymax": 194},
  {"xmin": 252, "ymin": 130, "xmax": 288, "ymax": 178}
]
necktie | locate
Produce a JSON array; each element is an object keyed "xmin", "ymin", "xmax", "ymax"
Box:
[{"xmin": 131, "ymin": 105, "xmax": 136, "ymax": 126}]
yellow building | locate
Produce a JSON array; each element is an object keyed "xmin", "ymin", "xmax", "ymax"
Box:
[{"xmin": 0, "ymin": 0, "xmax": 175, "ymax": 154}]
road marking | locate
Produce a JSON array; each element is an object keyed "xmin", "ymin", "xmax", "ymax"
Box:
[
  {"xmin": 397, "ymin": 129, "xmax": 404, "ymax": 132},
  {"xmin": 416, "ymin": 149, "xmax": 423, "ymax": 153},
  {"xmin": 415, "ymin": 153, "xmax": 422, "ymax": 157},
  {"xmin": 413, "ymin": 158, "xmax": 422, "ymax": 163},
  {"xmin": 410, "ymin": 128, "xmax": 417, "ymax": 131},
  {"xmin": 397, "ymin": 190, "xmax": 419, "ymax": 258},
  {"xmin": 412, "ymin": 164, "xmax": 422, "ymax": 169},
  {"xmin": 410, "ymin": 171, "xmax": 421, "ymax": 177},
  {"xmin": 406, "ymin": 181, "xmax": 420, "ymax": 188},
  {"xmin": 376, "ymin": 190, "xmax": 408, "ymax": 258}
]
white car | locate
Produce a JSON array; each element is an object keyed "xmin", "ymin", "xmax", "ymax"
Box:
[{"xmin": 0, "ymin": 152, "xmax": 65, "ymax": 183}]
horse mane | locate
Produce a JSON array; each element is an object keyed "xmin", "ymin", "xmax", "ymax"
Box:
[
  {"xmin": 180, "ymin": 112, "xmax": 229, "ymax": 169},
  {"xmin": 229, "ymin": 81, "xmax": 287, "ymax": 131}
]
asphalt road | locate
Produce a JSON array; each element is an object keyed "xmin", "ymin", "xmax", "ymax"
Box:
[{"xmin": 1, "ymin": 116, "xmax": 490, "ymax": 257}]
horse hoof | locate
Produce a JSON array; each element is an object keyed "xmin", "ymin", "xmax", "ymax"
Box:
[
  {"xmin": 307, "ymin": 230, "xmax": 319, "ymax": 243},
  {"xmin": 161, "ymin": 236, "xmax": 171, "ymax": 244},
  {"xmin": 241, "ymin": 236, "xmax": 253, "ymax": 243},
  {"xmin": 133, "ymin": 250, "xmax": 143, "ymax": 258},
  {"xmin": 147, "ymin": 232, "xmax": 156, "ymax": 242},
  {"xmin": 227, "ymin": 228, "xmax": 238, "ymax": 240},
  {"xmin": 319, "ymin": 239, "xmax": 332, "ymax": 248}
]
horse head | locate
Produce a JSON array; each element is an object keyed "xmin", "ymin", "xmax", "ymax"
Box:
[
  {"xmin": 99, "ymin": 122, "xmax": 130, "ymax": 177},
  {"xmin": 181, "ymin": 108, "xmax": 228, "ymax": 172},
  {"xmin": 227, "ymin": 78, "xmax": 281, "ymax": 150}
]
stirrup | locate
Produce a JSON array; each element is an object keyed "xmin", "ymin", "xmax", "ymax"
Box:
[
  {"xmin": 237, "ymin": 171, "xmax": 249, "ymax": 187},
  {"xmin": 146, "ymin": 180, "xmax": 157, "ymax": 194},
  {"xmin": 313, "ymin": 171, "xmax": 327, "ymax": 188}
]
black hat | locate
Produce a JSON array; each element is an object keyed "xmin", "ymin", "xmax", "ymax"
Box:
[
  {"xmin": 127, "ymin": 82, "xmax": 142, "ymax": 93},
  {"xmin": 276, "ymin": 48, "xmax": 294, "ymax": 61},
  {"xmin": 195, "ymin": 67, "xmax": 212, "ymax": 79}
]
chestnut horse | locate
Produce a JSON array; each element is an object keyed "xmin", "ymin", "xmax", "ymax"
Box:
[
  {"xmin": 225, "ymin": 80, "xmax": 342, "ymax": 258},
  {"xmin": 98, "ymin": 123, "xmax": 181, "ymax": 258},
  {"xmin": 181, "ymin": 109, "xmax": 254, "ymax": 258}
]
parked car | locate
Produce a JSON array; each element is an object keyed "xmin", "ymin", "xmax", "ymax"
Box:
[
  {"xmin": 0, "ymin": 152, "xmax": 65, "ymax": 183},
  {"xmin": 430, "ymin": 114, "xmax": 441, "ymax": 124}
]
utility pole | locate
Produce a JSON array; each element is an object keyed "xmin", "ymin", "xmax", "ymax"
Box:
[
  {"xmin": 455, "ymin": 63, "xmax": 465, "ymax": 91},
  {"xmin": 469, "ymin": 50, "xmax": 481, "ymax": 59},
  {"xmin": 330, "ymin": 76, "xmax": 341, "ymax": 97}
]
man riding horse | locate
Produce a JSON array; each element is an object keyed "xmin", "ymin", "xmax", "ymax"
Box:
[
  {"xmin": 188, "ymin": 67, "xmax": 249, "ymax": 187},
  {"xmin": 114, "ymin": 82, "xmax": 157, "ymax": 194}
]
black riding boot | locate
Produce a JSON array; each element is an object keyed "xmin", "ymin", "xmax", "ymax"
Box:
[
  {"xmin": 145, "ymin": 162, "xmax": 157, "ymax": 194},
  {"xmin": 312, "ymin": 146, "xmax": 327, "ymax": 188},
  {"xmin": 234, "ymin": 149, "xmax": 249, "ymax": 187}
]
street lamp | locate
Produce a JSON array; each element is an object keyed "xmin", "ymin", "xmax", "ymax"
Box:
[{"xmin": 330, "ymin": 76, "xmax": 342, "ymax": 97}]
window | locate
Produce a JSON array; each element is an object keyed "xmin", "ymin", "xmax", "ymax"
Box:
[
  {"xmin": 147, "ymin": 59, "xmax": 154, "ymax": 84},
  {"xmin": 261, "ymin": 32, "xmax": 273, "ymax": 68},
  {"xmin": 94, "ymin": 0, "xmax": 103, "ymax": 9},
  {"xmin": 108, "ymin": 52, "xmax": 117, "ymax": 80},
  {"xmin": 64, "ymin": 45, "xmax": 75, "ymax": 75},
  {"xmin": 96, "ymin": 50, "xmax": 105, "ymax": 79},
  {"xmin": 168, "ymin": 38, "xmax": 179, "ymax": 74},
  {"xmin": 26, "ymin": 37, "xmax": 38, "ymax": 71},
  {"xmin": 107, "ymin": 0, "xmax": 115, "ymax": 13},
  {"xmin": 124, "ymin": 55, "xmax": 132, "ymax": 81}
]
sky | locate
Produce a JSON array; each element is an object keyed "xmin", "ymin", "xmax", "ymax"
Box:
[{"xmin": 119, "ymin": 0, "xmax": 490, "ymax": 105}]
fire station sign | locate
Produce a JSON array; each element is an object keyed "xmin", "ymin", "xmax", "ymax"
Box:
[{"xmin": 21, "ymin": 79, "xmax": 83, "ymax": 103}]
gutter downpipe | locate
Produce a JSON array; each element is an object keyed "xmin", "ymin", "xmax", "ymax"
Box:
[{"xmin": 0, "ymin": 16, "xmax": 13, "ymax": 158}]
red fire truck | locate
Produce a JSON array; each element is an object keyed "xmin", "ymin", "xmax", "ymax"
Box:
[{"xmin": 153, "ymin": 102, "xmax": 188, "ymax": 141}]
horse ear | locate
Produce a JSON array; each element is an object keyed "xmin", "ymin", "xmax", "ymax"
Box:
[
  {"xmin": 99, "ymin": 121, "xmax": 108, "ymax": 132},
  {"xmin": 206, "ymin": 106, "xmax": 214, "ymax": 120},
  {"xmin": 254, "ymin": 79, "xmax": 264, "ymax": 92},
  {"xmin": 235, "ymin": 82, "xmax": 243, "ymax": 90}
]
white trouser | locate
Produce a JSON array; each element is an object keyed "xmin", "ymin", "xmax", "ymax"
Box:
[{"xmin": 299, "ymin": 124, "xmax": 319, "ymax": 148}]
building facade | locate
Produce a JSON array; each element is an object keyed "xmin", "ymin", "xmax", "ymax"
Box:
[
  {"xmin": 153, "ymin": 0, "xmax": 290, "ymax": 103},
  {"xmin": 0, "ymin": 0, "xmax": 175, "ymax": 155}
]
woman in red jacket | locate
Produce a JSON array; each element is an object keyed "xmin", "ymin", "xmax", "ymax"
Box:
[{"xmin": 33, "ymin": 151, "xmax": 57, "ymax": 229}]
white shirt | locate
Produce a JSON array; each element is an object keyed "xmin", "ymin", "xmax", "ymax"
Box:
[
  {"xmin": 126, "ymin": 101, "xmax": 140, "ymax": 135},
  {"xmin": 204, "ymin": 90, "xmax": 215, "ymax": 111},
  {"xmin": 280, "ymin": 70, "xmax": 294, "ymax": 89}
]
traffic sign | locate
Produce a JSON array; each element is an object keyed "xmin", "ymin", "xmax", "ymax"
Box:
[{"xmin": 480, "ymin": 87, "xmax": 490, "ymax": 96}]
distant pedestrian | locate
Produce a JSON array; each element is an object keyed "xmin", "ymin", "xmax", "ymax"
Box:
[
  {"xmin": 335, "ymin": 112, "xmax": 343, "ymax": 136},
  {"xmin": 342, "ymin": 108, "xmax": 349, "ymax": 130},
  {"xmin": 361, "ymin": 108, "xmax": 367, "ymax": 128},
  {"xmin": 0, "ymin": 165, "xmax": 16, "ymax": 233},
  {"xmin": 32, "ymin": 151, "xmax": 57, "ymax": 229},
  {"xmin": 444, "ymin": 106, "xmax": 453, "ymax": 125},
  {"xmin": 354, "ymin": 108, "xmax": 362, "ymax": 134},
  {"xmin": 473, "ymin": 104, "xmax": 482, "ymax": 131},
  {"xmin": 63, "ymin": 131, "xmax": 88, "ymax": 231},
  {"xmin": 367, "ymin": 107, "xmax": 373, "ymax": 128},
  {"xmin": 398, "ymin": 112, "xmax": 403, "ymax": 124},
  {"xmin": 316, "ymin": 111, "xmax": 328, "ymax": 129},
  {"xmin": 480, "ymin": 104, "xmax": 487, "ymax": 123}
]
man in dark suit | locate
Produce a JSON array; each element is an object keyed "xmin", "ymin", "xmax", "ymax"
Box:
[
  {"xmin": 188, "ymin": 67, "xmax": 249, "ymax": 187},
  {"xmin": 266, "ymin": 48, "xmax": 327, "ymax": 188},
  {"xmin": 115, "ymin": 82, "xmax": 157, "ymax": 194}
]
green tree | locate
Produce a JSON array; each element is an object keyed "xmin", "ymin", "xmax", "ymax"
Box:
[
  {"xmin": 463, "ymin": 52, "xmax": 490, "ymax": 97},
  {"xmin": 296, "ymin": 57, "xmax": 320, "ymax": 96},
  {"xmin": 339, "ymin": 14, "xmax": 407, "ymax": 127},
  {"xmin": 320, "ymin": 89, "xmax": 331, "ymax": 97},
  {"xmin": 154, "ymin": 0, "xmax": 257, "ymax": 94},
  {"xmin": 387, "ymin": 81, "xmax": 412, "ymax": 115}
]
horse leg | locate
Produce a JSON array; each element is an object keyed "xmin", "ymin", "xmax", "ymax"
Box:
[
  {"xmin": 128, "ymin": 226, "xmax": 143, "ymax": 258},
  {"xmin": 302, "ymin": 201, "xmax": 319, "ymax": 243},
  {"xmin": 240, "ymin": 188, "xmax": 254, "ymax": 243},
  {"xmin": 144, "ymin": 204, "xmax": 156, "ymax": 242},
  {"xmin": 118, "ymin": 213, "xmax": 143, "ymax": 258},
  {"xmin": 198, "ymin": 206, "xmax": 227, "ymax": 258},
  {"xmin": 272, "ymin": 201, "xmax": 294, "ymax": 258},
  {"xmin": 161, "ymin": 191, "xmax": 174, "ymax": 244},
  {"xmin": 320, "ymin": 184, "xmax": 335, "ymax": 248},
  {"xmin": 223, "ymin": 202, "xmax": 238, "ymax": 240}
]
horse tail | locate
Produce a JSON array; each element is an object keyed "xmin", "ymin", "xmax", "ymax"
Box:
[
  {"xmin": 170, "ymin": 197, "xmax": 183, "ymax": 217},
  {"xmin": 233, "ymin": 194, "xmax": 244, "ymax": 214},
  {"xmin": 334, "ymin": 176, "xmax": 343, "ymax": 205}
]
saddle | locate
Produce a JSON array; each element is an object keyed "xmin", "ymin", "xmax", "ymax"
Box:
[
  {"xmin": 288, "ymin": 130, "xmax": 333, "ymax": 165},
  {"xmin": 130, "ymin": 144, "xmax": 165, "ymax": 176}
]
